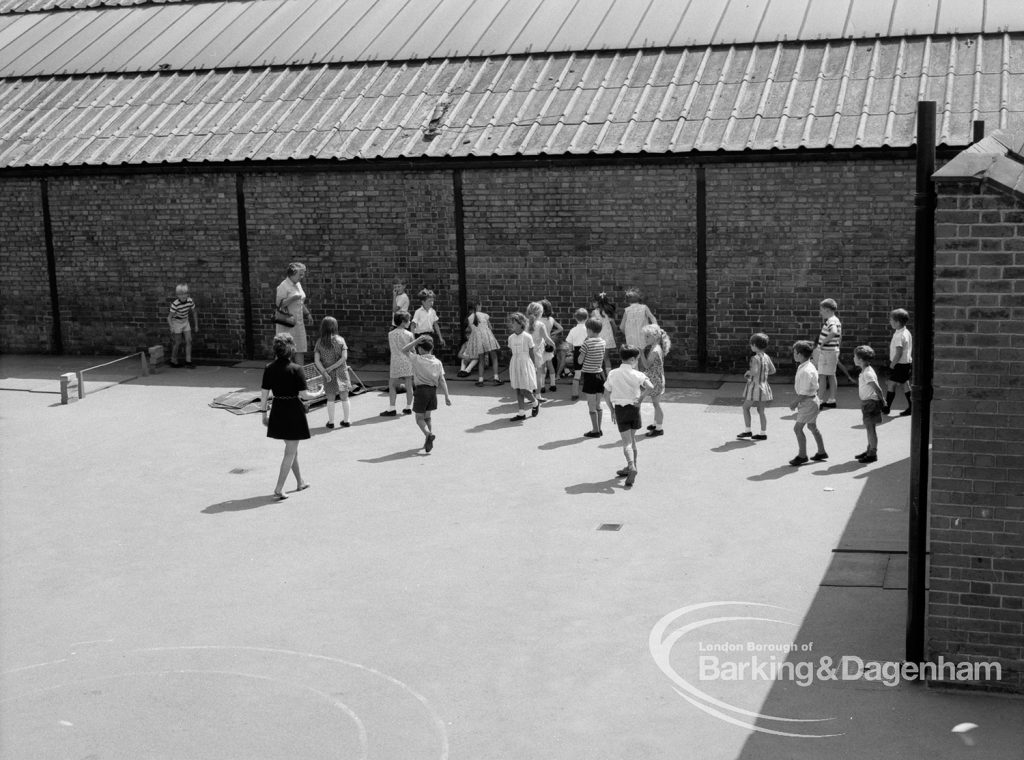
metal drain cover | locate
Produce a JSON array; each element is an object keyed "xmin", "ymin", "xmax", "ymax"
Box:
[
  {"xmin": 597, "ymin": 523, "xmax": 622, "ymax": 531},
  {"xmin": 229, "ymin": 468, "xmax": 250, "ymax": 474}
]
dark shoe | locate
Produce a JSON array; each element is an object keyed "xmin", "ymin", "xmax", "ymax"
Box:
[
  {"xmin": 571, "ymin": 395, "xmax": 579, "ymax": 401},
  {"xmin": 510, "ymin": 414, "xmax": 526, "ymax": 422},
  {"xmin": 811, "ymin": 452, "xmax": 829, "ymax": 461},
  {"xmin": 736, "ymin": 431, "xmax": 753, "ymax": 439},
  {"xmin": 339, "ymin": 421, "xmax": 351, "ymax": 428},
  {"xmin": 456, "ymin": 370, "xmax": 469, "ymax": 378},
  {"xmin": 326, "ymin": 422, "xmax": 335, "ymax": 429},
  {"xmin": 169, "ymin": 362, "xmax": 181, "ymax": 368},
  {"xmin": 647, "ymin": 424, "xmax": 657, "ymax": 431},
  {"xmin": 186, "ymin": 362, "xmax": 196, "ymax": 369},
  {"xmin": 899, "ymin": 408, "xmax": 912, "ymax": 417},
  {"xmin": 820, "ymin": 401, "xmax": 837, "ymax": 409},
  {"xmin": 549, "ymin": 385, "xmax": 557, "ymax": 392},
  {"xmin": 789, "ymin": 456, "xmax": 809, "ymax": 466},
  {"xmin": 752, "ymin": 434, "xmax": 767, "ymax": 440},
  {"xmin": 616, "ymin": 467, "xmax": 631, "ymax": 477},
  {"xmin": 583, "ymin": 430, "xmax": 602, "ymax": 438},
  {"xmin": 493, "ymin": 378, "xmax": 504, "ymax": 386},
  {"xmin": 531, "ymin": 402, "xmax": 540, "ymax": 417},
  {"xmin": 624, "ymin": 467, "xmax": 637, "ymax": 487},
  {"xmin": 859, "ymin": 453, "xmax": 878, "ymax": 463},
  {"xmin": 647, "ymin": 429, "xmax": 665, "ymax": 437},
  {"xmin": 882, "ymin": 406, "xmax": 891, "ymax": 415},
  {"xmin": 425, "ymin": 433, "xmax": 435, "ymax": 452},
  {"xmin": 854, "ymin": 451, "xmax": 868, "ymax": 460},
  {"xmin": 475, "ymin": 380, "xmax": 484, "ymax": 387},
  {"xmin": 379, "ymin": 410, "xmax": 397, "ymax": 417},
  {"xmin": 402, "ymin": 408, "xmax": 412, "ymax": 415}
]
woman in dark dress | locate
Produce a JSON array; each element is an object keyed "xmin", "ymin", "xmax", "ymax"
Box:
[{"xmin": 261, "ymin": 333, "xmax": 313, "ymax": 499}]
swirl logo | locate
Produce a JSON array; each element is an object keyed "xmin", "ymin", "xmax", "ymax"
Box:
[{"xmin": 648, "ymin": 601, "xmax": 843, "ymax": 739}]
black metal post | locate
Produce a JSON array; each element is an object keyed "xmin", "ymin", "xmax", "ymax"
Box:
[
  {"xmin": 236, "ymin": 173, "xmax": 255, "ymax": 360},
  {"xmin": 907, "ymin": 101, "xmax": 936, "ymax": 664},
  {"xmin": 453, "ymin": 169, "xmax": 468, "ymax": 352},
  {"xmin": 696, "ymin": 166, "xmax": 708, "ymax": 370},
  {"xmin": 40, "ymin": 178, "xmax": 63, "ymax": 354}
]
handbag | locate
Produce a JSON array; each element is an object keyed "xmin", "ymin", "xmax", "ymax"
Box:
[{"xmin": 273, "ymin": 301, "xmax": 295, "ymax": 327}]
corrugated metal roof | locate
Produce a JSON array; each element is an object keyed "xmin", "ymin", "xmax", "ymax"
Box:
[
  {"xmin": 0, "ymin": 0, "xmax": 1021, "ymax": 77},
  {"xmin": 2, "ymin": 34, "xmax": 1021, "ymax": 168}
]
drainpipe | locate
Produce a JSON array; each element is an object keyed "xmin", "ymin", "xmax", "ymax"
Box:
[{"xmin": 906, "ymin": 101, "xmax": 936, "ymax": 664}]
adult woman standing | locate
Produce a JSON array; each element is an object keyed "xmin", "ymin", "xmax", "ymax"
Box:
[
  {"xmin": 261, "ymin": 333, "xmax": 314, "ymax": 499},
  {"xmin": 276, "ymin": 262, "xmax": 310, "ymax": 365}
]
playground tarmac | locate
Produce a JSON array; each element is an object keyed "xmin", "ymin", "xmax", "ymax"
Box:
[{"xmin": 1, "ymin": 355, "xmax": 1022, "ymax": 759}]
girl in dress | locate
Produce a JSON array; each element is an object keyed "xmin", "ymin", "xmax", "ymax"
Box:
[
  {"xmin": 526, "ymin": 302, "xmax": 555, "ymax": 404},
  {"xmin": 465, "ymin": 298, "xmax": 502, "ymax": 386},
  {"xmin": 313, "ymin": 316, "xmax": 353, "ymax": 429},
  {"xmin": 737, "ymin": 332, "xmax": 777, "ymax": 440},
  {"xmin": 640, "ymin": 324, "xmax": 671, "ymax": 437},
  {"xmin": 620, "ymin": 288, "xmax": 657, "ymax": 350},
  {"xmin": 261, "ymin": 333, "xmax": 315, "ymax": 499},
  {"xmin": 591, "ymin": 292, "xmax": 617, "ymax": 372},
  {"xmin": 538, "ymin": 299, "xmax": 563, "ymax": 391},
  {"xmin": 507, "ymin": 312, "xmax": 540, "ymax": 421}
]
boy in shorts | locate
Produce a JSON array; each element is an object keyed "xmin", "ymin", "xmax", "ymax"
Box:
[
  {"xmin": 853, "ymin": 345, "xmax": 886, "ymax": 462},
  {"xmin": 604, "ymin": 345, "xmax": 654, "ymax": 487},
  {"xmin": 579, "ymin": 318, "xmax": 608, "ymax": 438},
  {"xmin": 789, "ymin": 340, "xmax": 827, "ymax": 466},
  {"xmin": 401, "ymin": 334, "xmax": 451, "ymax": 453},
  {"xmin": 885, "ymin": 308, "xmax": 913, "ymax": 416},
  {"xmin": 814, "ymin": 298, "xmax": 841, "ymax": 408},
  {"xmin": 167, "ymin": 283, "xmax": 198, "ymax": 368}
]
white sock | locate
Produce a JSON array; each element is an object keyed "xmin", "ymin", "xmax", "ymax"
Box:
[{"xmin": 341, "ymin": 399, "xmax": 351, "ymax": 422}]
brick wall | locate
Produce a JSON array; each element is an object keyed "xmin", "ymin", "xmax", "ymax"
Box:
[
  {"xmin": 46, "ymin": 174, "xmax": 243, "ymax": 356},
  {"xmin": 706, "ymin": 160, "xmax": 916, "ymax": 372},
  {"xmin": 244, "ymin": 170, "xmax": 456, "ymax": 362},
  {"xmin": 928, "ymin": 180, "xmax": 1024, "ymax": 693},
  {"xmin": 462, "ymin": 165, "xmax": 697, "ymax": 367},
  {"xmin": 0, "ymin": 158, "xmax": 919, "ymax": 370},
  {"xmin": 0, "ymin": 179, "xmax": 52, "ymax": 352}
]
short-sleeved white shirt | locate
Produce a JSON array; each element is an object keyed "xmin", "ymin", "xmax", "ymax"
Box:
[
  {"xmin": 565, "ymin": 323, "xmax": 588, "ymax": 348},
  {"xmin": 412, "ymin": 307, "xmax": 438, "ymax": 335},
  {"xmin": 604, "ymin": 365, "xmax": 652, "ymax": 405},
  {"xmin": 794, "ymin": 360, "xmax": 819, "ymax": 396},
  {"xmin": 890, "ymin": 327, "xmax": 913, "ymax": 364}
]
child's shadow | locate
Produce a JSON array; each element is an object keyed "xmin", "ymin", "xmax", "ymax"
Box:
[
  {"xmin": 538, "ymin": 438, "xmax": 586, "ymax": 450},
  {"xmin": 202, "ymin": 495, "xmax": 278, "ymax": 513},
  {"xmin": 711, "ymin": 440, "xmax": 756, "ymax": 453},
  {"xmin": 358, "ymin": 448, "xmax": 423, "ymax": 463},
  {"xmin": 486, "ymin": 403, "xmax": 522, "ymax": 416},
  {"xmin": 565, "ymin": 478, "xmax": 621, "ymax": 495},
  {"xmin": 466, "ymin": 419, "xmax": 521, "ymax": 433},
  {"xmin": 748, "ymin": 465, "xmax": 801, "ymax": 481},
  {"xmin": 811, "ymin": 461, "xmax": 867, "ymax": 475}
]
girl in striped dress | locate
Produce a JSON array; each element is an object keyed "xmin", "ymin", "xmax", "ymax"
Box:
[
  {"xmin": 640, "ymin": 324, "xmax": 671, "ymax": 437},
  {"xmin": 737, "ymin": 332, "xmax": 776, "ymax": 440}
]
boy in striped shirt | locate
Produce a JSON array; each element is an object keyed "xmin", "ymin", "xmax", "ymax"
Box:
[
  {"xmin": 580, "ymin": 318, "xmax": 608, "ymax": 438},
  {"xmin": 814, "ymin": 298, "xmax": 841, "ymax": 408},
  {"xmin": 167, "ymin": 283, "xmax": 198, "ymax": 368}
]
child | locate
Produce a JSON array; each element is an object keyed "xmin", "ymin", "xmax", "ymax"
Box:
[
  {"xmin": 313, "ymin": 316, "xmax": 352, "ymax": 429},
  {"xmin": 737, "ymin": 332, "xmax": 776, "ymax": 441},
  {"xmin": 788, "ymin": 340, "xmax": 828, "ymax": 466},
  {"xmin": 604, "ymin": 345, "xmax": 654, "ymax": 487},
  {"xmin": 640, "ymin": 324, "xmax": 671, "ymax": 437},
  {"xmin": 591, "ymin": 292, "xmax": 617, "ymax": 372},
  {"xmin": 392, "ymin": 282, "xmax": 409, "ymax": 313},
  {"xmin": 526, "ymin": 302, "xmax": 555, "ymax": 403},
  {"xmin": 457, "ymin": 327, "xmax": 478, "ymax": 377},
  {"xmin": 886, "ymin": 308, "xmax": 913, "ymax": 416},
  {"xmin": 814, "ymin": 298, "xmax": 842, "ymax": 408},
  {"xmin": 401, "ymin": 334, "xmax": 451, "ymax": 452},
  {"xmin": 507, "ymin": 312, "xmax": 540, "ymax": 420},
  {"xmin": 381, "ymin": 310, "xmax": 414, "ymax": 416},
  {"xmin": 854, "ymin": 345, "xmax": 886, "ymax": 463},
  {"xmin": 620, "ymin": 288, "xmax": 657, "ymax": 350},
  {"xmin": 564, "ymin": 308, "xmax": 590, "ymax": 400},
  {"xmin": 167, "ymin": 283, "xmax": 198, "ymax": 368},
  {"xmin": 580, "ymin": 317, "xmax": 608, "ymax": 438},
  {"xmin": 411, "ymin": 289, "xmax": 445, "ymax": 349},
  {"xmin": 465, "ymin": 298, "xmax": 502, "ymax": 386},
  {"xmin": 539, "ymin": 299, "xmax": 563, "ymax": 391}
]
